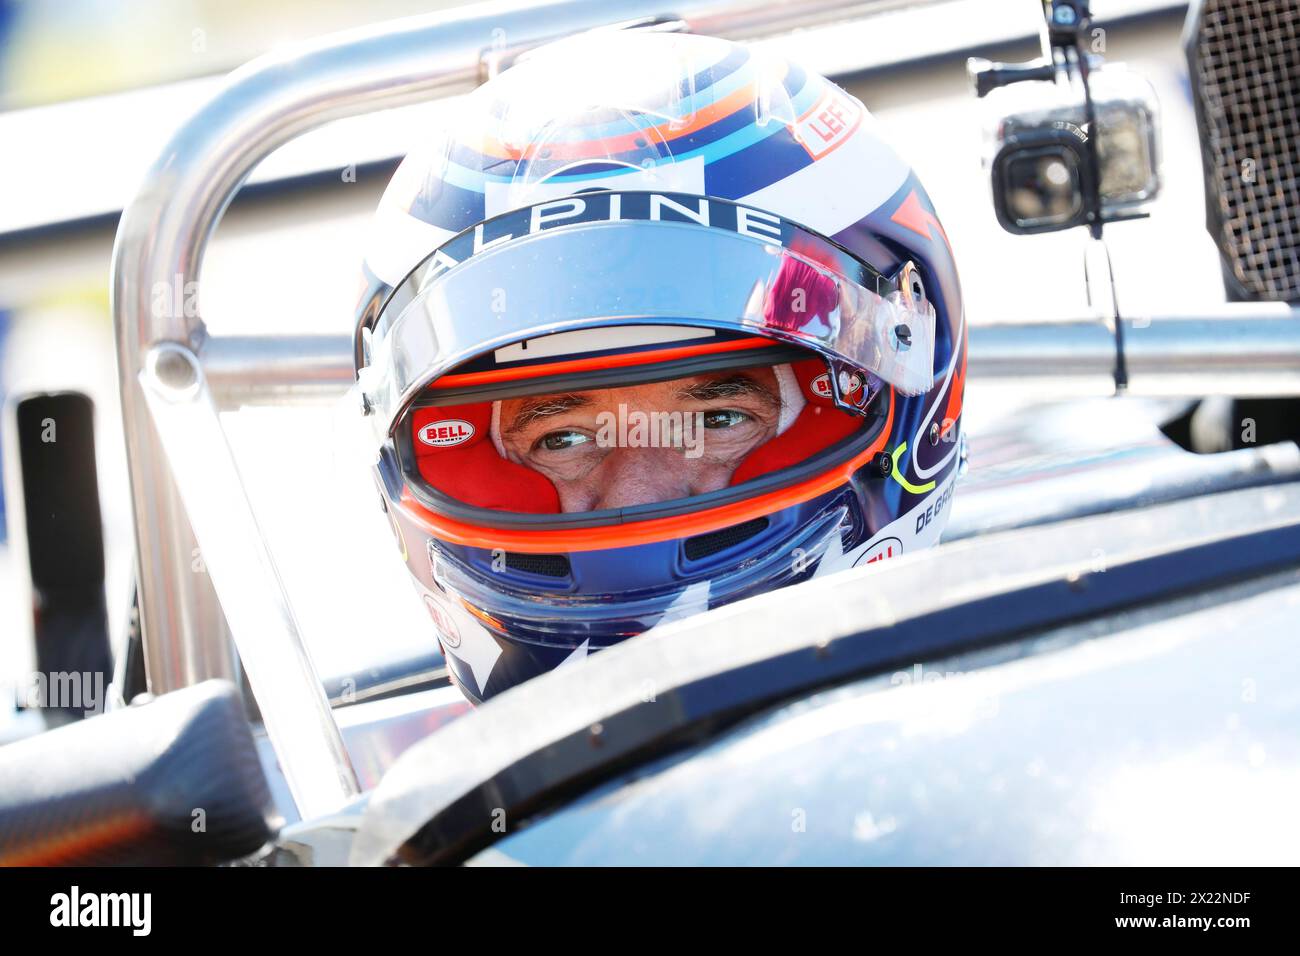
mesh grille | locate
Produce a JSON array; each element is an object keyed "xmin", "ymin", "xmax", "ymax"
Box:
[
  {"xmin": 683, "ymin": 517, "xmax": 769, "ymax": 561},
  {"xmin": 504, "ymin": 552, "xmax": 572, "ymax": 578},
  {"xmin": 1191, "ymin": 0, "xmax": 1300, "ymax": 300}
]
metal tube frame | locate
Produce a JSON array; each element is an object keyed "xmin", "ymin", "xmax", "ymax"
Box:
[
  {"xmin": 109, "ymin": 0, "xmax": 893, "ymax": 819},
  {"xmin": 195, "ymin": 309, "xmax": 1300, "ymax": 407},
  {"xmin": 967, "ymin": 306, "xmax": 1300, "ymax": 396}
]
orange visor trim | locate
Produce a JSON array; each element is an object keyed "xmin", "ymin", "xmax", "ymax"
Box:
[
  {"xmin": 399, "ymin": 387, "xmax": 894, "ymax": 553},
  {"xmin": 426, "ymin": 336, "xmax": 778, "ymax": 390}
]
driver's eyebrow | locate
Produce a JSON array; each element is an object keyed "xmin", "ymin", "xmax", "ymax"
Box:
[
  {"xmin": 503, "ymin": 393, "xmax": 591, "ymax": 435},
  {"xmin": 677, "ymin": 374, "xmax": 778, "ymax": 408}
]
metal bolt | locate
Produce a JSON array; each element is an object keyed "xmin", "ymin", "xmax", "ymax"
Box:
[{"xmin": 144, "ymin": 343, "xmax": 201, "ymax": 400}]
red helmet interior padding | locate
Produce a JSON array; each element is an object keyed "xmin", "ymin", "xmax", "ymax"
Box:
[
  {"xmin": 727, "ymin": 359, "xmax": 864, "ymax": 485},
  {"xmin": 410, "ymin": 358, "xmax": 866, "ymax": 514},
  {"xmin": 410, "ymin": 403, "xmax": 559, "ymax": 512}
]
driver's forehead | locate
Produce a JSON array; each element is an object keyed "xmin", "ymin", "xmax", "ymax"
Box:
[{"xmin": 499, "ymin": 367, "xmax": 780, "ymax": 425}]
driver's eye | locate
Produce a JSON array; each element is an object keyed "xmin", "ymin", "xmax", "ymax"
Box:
[
  {"xmin": 537, "ymin": 430, "xmax": 592, "ymax": 452},
  {"xmin": 702, "ymin": 409, "xmax": 749, "ymax": 429}
]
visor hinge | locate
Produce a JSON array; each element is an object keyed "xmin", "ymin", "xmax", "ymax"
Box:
[{"xmin": 826, "ymin": 358, "xmax": 873, "ymax": 416}]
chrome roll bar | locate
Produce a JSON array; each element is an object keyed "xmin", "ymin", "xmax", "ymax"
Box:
[
  {"xmin": 968, "ymin": 305, "xmax": 1300, "ymax": 397},
  {"xmin": 109, "ymin": 0, "xmax": 885, "ymax": 819},
  {"xmin": 195, "ymin": 308, "xmax": 1300, "ymax": 409}
]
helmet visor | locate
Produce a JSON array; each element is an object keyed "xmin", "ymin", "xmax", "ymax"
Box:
[{"xmin": 357, "ymin": 192, "xmax": 935, "ymax": 451}]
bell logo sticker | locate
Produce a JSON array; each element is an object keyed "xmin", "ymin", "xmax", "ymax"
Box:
[
  {"xmin": 419, "ymin": 419, "xmax": 475, "ymax": 447},
  {"xmin": 810, "ymin": 371, "xmax": 862, "ymax": 400}
]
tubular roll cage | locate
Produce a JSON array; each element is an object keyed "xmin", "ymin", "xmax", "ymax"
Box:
[{"xmin": 109, "ymin": 0, "xmax": 1300, "ymax": 821}]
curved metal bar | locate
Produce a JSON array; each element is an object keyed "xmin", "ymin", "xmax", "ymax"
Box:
[{"xmin": 109, "ymin": 0, "xmax": 880, "ymax": 698}]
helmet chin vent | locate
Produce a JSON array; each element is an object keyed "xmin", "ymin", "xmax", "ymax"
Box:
[
  {"xmin": 504, "ymin": 551, "xmax": 572, "ymax": 579},
  {"xmin": 683, "ymin": 517, "xmax": 770, "ymax": 562}
]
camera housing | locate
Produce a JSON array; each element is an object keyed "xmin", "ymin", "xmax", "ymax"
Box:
[
  {"xmin": 968, "ymin": 0, "xmax": 1161, "ymax": 237},
  {"xmin": 981, "ymin": 64, "xmax": 1161, "ymax": 235}
]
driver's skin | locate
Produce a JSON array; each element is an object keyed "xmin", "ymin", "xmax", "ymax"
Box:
[{"xmin": 497, "ymin": 367, "xmax": 784, "ymax": 512}]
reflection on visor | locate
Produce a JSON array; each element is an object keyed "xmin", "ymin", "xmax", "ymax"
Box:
[{"xmin": 357, "ymin": 192, "xmax": 935, "ymax": 449}]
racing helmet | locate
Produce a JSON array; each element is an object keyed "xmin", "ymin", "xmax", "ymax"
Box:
[{"xmin": 352, "ymin": 30, "xmax": 967, "ymax": 704}]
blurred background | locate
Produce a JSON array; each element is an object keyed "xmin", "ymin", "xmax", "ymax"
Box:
[{"xmin": 0, "ymin": 0, "xmax": 1212, "ymax": 693}]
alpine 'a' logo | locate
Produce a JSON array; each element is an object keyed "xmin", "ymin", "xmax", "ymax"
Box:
[{"xmin": 419, "ymin": 419, "xmax": 474, "ymax": 447}]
